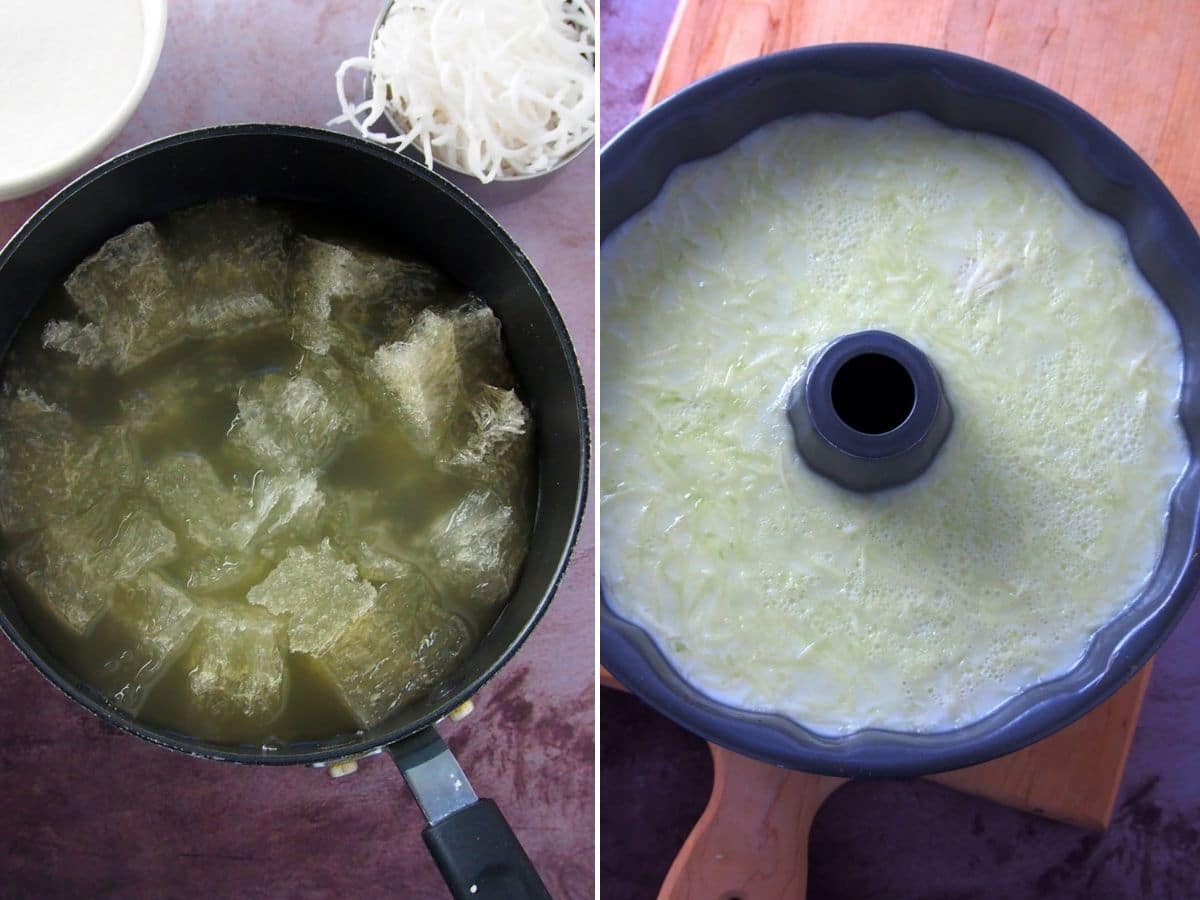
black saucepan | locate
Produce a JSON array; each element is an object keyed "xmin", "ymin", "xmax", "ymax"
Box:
[
  {"xmin": 601, "ymin": 44, "xmax": 1200, "ymax": 778},
  {"xmin": 0, "ymin": 125, "xmax": 588, "ymax": 899}
]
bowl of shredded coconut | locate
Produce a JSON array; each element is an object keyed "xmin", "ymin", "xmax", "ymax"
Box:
[{"xmin": 333, "ymin": 0, "xmax": 595, "ymax": 184}]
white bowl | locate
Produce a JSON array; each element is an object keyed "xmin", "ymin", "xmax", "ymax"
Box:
[{"xmin": 0, "ymin": 0, "xmax": 168, "ymax": 202}]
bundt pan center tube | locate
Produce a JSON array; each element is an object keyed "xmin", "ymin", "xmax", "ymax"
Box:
[
  {"xmin": 789, "ymin": 329, "xmax": 953, "ymax": 492},
  {"xmin": 600, "ymin": 44, "xmax": 1200, "ymax": 778},
  {"xmin": 0, "ymin": 125, "xmax": 586, "ymax": 900}
]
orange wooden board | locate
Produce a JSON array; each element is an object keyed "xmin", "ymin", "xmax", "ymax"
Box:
[
  {"xmin": 603, "ymin": 669, "xmax": 1151, "ymax": 900},
  {"xmin": 602, "ymin": 665, "xmax": 1150, "ymax": 829}
]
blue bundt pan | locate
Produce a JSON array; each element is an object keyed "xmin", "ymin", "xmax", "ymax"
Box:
[{"xmin": 600, "ymin": 44, "xmax": 1200, "ymax": 778}]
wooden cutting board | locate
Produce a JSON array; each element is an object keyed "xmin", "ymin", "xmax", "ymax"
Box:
[
  {"xmin": 603, "ymin": 666, "xmax": 1151, "ymax": 899},
  {"xmin": 611, "ymin": 1, "xmax": 1200, "ymax": 896}
]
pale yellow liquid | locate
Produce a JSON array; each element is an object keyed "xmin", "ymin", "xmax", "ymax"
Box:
[
  {"xmin": 1, "ymin": 203, "xmax": 534, "ymax": 747},
  {"xmin": 601, "ymin": 113, "xmax": 1188, "ymax": 734}
]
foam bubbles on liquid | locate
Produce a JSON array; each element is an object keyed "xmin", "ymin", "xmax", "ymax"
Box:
[{"xmin": 600, "ymin": 112, "xmax": 1189, "ymax": 735}]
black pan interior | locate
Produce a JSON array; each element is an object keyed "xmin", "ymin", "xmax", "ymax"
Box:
[{"xmin": 0, "ymin": 125, "xmax": 588, "ymax": 765}]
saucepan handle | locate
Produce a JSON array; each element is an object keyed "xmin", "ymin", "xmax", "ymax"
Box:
[{"xmin": 388, "ymin": 728, "xmax": 551, "ymax": 900}]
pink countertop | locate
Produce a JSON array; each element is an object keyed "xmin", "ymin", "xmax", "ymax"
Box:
[{"xmin": 0, "ymin": 2, "xmax": 595, "ymax": 897}]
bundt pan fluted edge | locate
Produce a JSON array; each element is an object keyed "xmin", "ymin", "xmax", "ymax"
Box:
[{"xmin": 599, "ymin": 44, "xmax": 1200, "ymax": 778}]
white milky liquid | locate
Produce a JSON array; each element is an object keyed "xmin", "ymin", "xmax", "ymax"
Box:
[
  {"xmin": 600, "ymin": 113, "xmax": 1189, "ymax": 735},
  {"xmin": 0, "ymin": 0, "xmax": 145, "ymax": 175}
]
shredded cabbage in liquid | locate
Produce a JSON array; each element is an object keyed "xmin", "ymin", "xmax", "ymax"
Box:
[{"xmin": 600, "ymin": 113, "xmax": 1188, "ymax": 734}]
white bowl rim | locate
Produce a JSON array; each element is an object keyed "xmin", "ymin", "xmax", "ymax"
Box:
[{"xmin": 0, "ymin": 0, "xmax": 169, "ymax": 202}]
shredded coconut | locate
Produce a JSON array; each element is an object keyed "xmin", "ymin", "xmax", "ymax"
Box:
[{"xmin": 333, "ymin": 0, "xmax": 595, "ymax": 183}]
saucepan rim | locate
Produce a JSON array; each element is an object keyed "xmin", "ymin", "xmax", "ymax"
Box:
[{"xmin": 0, "ymin": 123, "xmax": 590, "ymax": 766}]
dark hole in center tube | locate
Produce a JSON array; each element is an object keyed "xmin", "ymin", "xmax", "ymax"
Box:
[{"xmin": 831, "ymin": 352, "xmax": 915, "ymax": 434}]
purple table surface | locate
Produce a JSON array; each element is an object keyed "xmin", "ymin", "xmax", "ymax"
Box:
[
  {"xmin": 0, "ymin": 3, "xmax": 595, "ymax": 898},
  {"xmin": 599, "ymin": 2, "xmax": 1200, "ymax": 899}
]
